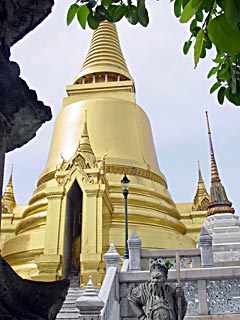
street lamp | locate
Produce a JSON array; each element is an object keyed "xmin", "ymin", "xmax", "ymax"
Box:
[{"xmin": 121, "ymin": 174, "xmax": 130, "ymax": 259}]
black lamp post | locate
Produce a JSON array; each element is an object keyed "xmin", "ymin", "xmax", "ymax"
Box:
[{"xmin": 121, "ymin": 174, "xmax": 130, "ymax": 259}]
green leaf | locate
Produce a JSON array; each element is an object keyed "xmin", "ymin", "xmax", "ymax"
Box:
[
  {"xmin": 217, "ymin": 64, "xmax": 229, "ymax": 81},
  {"xmin": 194, "ymin": 28, "xmax": 204, "ymax": 68},
  {"xmin": 201, "ymin": 0, "xmax": 212, "ymax": 12},
  {"xmin": 226, "ymin": 89, "xmax": 240, "ymax": 105},
  {"xmin": 217, "ymin": 86, "xmax": 226, "ymax": 104},
  {"xmin": 67, "ymin": 4, "xmax": 79, "ymax": 25},
  {"xmin": 87, "ymin": 13, "xmax": 100, "ymax": 29},
  {"xmin": 213, "ymin": 52, "xmax": 224, "ymax": 63},
  {"xmin": 102, "ymin": 0, "xmax": 115, "ymax": 6},
  {"xmin": 204, "ymin": 39, "xmax": 212, "ymax": 50},
  {"xmin": 208, "ymin": 14, "xmax": 240, "ymax": 55},
  {"xmin": 190, "ymin": 19, "xmax": 197, "ymax": 32},
  {"xmin": 231, "ymin": 75, "xmax": 237, "ymax": 94},
  {"xmin": 191, "ymin": 26, "xmax": 200, "ymax": 37},
  {"xmin": 138, "ymin": 8, "xmax": 149, "ymax": 27},
  {"xmin": 200, "ymin": 47, "xmax": 206, "ymax": 58},
  {"xmin": 77, "ymin": 5, "xmax": 89, "ymax": 29},
  {"xmin": 207, "ymin": 66, "xmax": 219, "ymax": 79},
  {"xmin": 108, "ymin": 5, "xmax": 118, "ymax": 17},
  {"xmin": 222, "ymin": 0, "xmax": 240, "ymax": 29},
  {"xmin": 182, "ymin": 0, "xmax": 189, "ymax": 9},
  {"xmin": 174, "ymin": 0, "xmax": 182, "ymax": 18},
  {"xmin": 180, "ymin": 0, "xmax": 204, "ymax": 23},
  {"xmin": 96, "ymin": 5, "xmax": 112, "ymax": 21},
  {"xmin": 125, "ymin": 5, "xmax": 138, "ymax": 25},
  {"xmin": 137, "ymin": 0, "xmax": 146, "ymax": 20},
  {"xmin": 183, "ymin": 40, "xmax": 192, "ymax": 55},
  {"xmin": 195, "ymin": 10, "xmax": 203, "ymax": 22},
  {"xmin": 86, "ymin": 0, "xmax": 97, "ymax": 10},
  {"xmin": 210, "ymin": 82, "xmax": 221, "ymax": 94},
  {"xmin": 112, "ymin": 4, "xmax": 126, "ymax": 22}
]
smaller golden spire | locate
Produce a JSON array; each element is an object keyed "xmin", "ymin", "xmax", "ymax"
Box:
[
  {"xmin": 79, "ymin": 110, "xmax": 94, "ymax": 156},
  {"xmin": 2, "ymin": 165, "xmax": 16, "ymax": 213},
  {"xmin": 205, "ymin": 112, "xmax": 234, "ymax": 216},
  {"xmin": 192, "ymin": 161, "xmax": 209, "ymax": 211}
]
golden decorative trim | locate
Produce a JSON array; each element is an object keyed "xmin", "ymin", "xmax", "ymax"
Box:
[
  {"xmin": 38, "ymin": 164, "xmax": 167, "ymax": 189},
  {"xmin": 106, "ymin": 165, "xmax": 167, "ymax": 188}
]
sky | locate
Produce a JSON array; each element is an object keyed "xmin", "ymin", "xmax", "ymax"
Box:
[{"xmin": 4, "ymin": 0, "xmax": 240, "ymax": 215}]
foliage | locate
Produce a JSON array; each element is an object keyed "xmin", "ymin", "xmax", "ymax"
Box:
[
  {"xmin": 67, "ymin": 0, "xmax": 240, "ymax": 106},
  {"xmin": 165, "ymin": 260, "xmax": 174, "ymax": 269},
  {"xmin": 67, "ymin": 0, "xmax": 149, "ymax": 29}
]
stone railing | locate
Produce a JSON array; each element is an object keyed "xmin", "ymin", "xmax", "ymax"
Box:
[
  {"xmin": 99, "ymin": 266, "xmax": 120, "ymax": 320},
  {"xmin": 119, "ymin": 266, "xmax": 240, "ymax": 319},
  {"xmin": 128, "ymin": 229, "xmax": 214, "ymax": 272},
  {"xmin": 141, "ymin": 248, "xmax": 201, "ymax": 270},
  {"xmin": 76, "ymin": 243, "xmax": 121, "ymax": 320}
]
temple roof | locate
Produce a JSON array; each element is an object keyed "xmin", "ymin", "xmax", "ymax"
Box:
[
  {"xmin": 205, "ymin": 111, "xmax": 234, "ymax": 216},
  {"xmin": 74, "ymin": 21, "xmax": 133, "ymax": 84}
]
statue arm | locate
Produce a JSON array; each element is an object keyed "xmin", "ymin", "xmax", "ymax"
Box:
[
  {"xmin": 127, "ymin": 284, "xmax": 147, "ymax": 320},
  {"xmin": 128, "ymin": 300, "xmax": 147, "ymax": 320}
]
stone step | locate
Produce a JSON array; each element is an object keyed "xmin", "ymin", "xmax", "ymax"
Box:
[
  {"xmin": 56, "ymin": 314, "xmax": 78, "ymax": 319},
  {"xmin": 57, "ymin": 272, "xmax": 99, "ymax": 319},
  {"xmin": 57, "ymin": 308, "xmax": 78, "ymax": 313}
]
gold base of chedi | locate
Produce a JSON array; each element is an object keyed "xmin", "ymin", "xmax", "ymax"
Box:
[{"xmin": 2, "ymin": 22, "xmax": 195, "ymax": 285}]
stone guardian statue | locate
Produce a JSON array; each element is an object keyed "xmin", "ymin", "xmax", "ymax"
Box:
[{"xmin": 127, "ymin": 261, "xmax": 187, "ymax": 320}]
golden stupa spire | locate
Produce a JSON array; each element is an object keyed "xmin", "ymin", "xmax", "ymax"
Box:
[
  {"xmin": 192, "ymin": 161, "xmax": 209, "ymax": 211},
  {"xmin": 2, "ymin": 165, "xmax": 16, "ymax": 213},
  {"xmin": 205, "ymin": 111, "xmax": 234, "ymax": 216},
  {"xmin": 74, "ymin": 21, "xmax": 132, "ymax": 84}
]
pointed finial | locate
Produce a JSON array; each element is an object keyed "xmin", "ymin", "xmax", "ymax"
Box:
[
  {"xmin": 205, "ymin": 111, "xmax": 214, "ymax": 157},
  {"xmin": 205, "ymin": 112, "xmax": 234, "ymax": 216},
  {"xmin": 83, "ymin": 276, "xmax": 96, "ymax": 295},
  {"xmin": 205, "ymin": 111, "xmax": 220, "ymax": 183},
  {"xmin": 198, "ymin": 160, "xmax": 203, "ymax": 182},
  {"xmin": 79, "ymin": 111, "xmax": 94, "ymax": 156},
  {"xmin": 2, "ymin": 165, "xmax": 16, "ymax": 213},
  {"xmin": 107, "ymin": 242, "xmax": 117, "ymax": 254},
  {"xmin": 205, "ymin": 111, "xmax": 211, "ymax": 134},
  {"xmin": 75, "ymin": 275, "xmax": 104, "ymax": 314},
  {"xmin": 8, "ymin": 164, "xmax": 13, "ymax": 186},
  {"xmin": 192, "ymin": 161, "xmax": 209, "ymax": 211}
]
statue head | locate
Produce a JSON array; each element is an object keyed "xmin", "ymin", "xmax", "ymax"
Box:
[{"xmin": 150, "ymin": 262, "xmax": 168, "ymax": 284}]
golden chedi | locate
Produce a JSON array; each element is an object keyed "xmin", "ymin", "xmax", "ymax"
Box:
[{"xmin": 2, "ymin": 21, "xmax": 195, "ymax": 286}]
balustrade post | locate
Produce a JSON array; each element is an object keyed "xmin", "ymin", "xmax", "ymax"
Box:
[
  {"xmin": 128, "ymin": 230, "xmax": 142, "ymax": 271},
  {"xmin": 76, "ymin": 276, "xmax": 104, "ymax": 320},
  {"xmin": 198, "ymin": 226, "xmax": 214, "ymax": 267},
  {"xmin": 104, "ymin": 243, "xmax": 121, "ymax": 271}
]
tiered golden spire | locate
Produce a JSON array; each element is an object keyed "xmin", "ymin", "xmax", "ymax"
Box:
[
  {"xmin": 205, "ymin": 111, "xmax": 234, "ymax": 216},
  {"xmin": 192, "ymin": 161, "xmax": 209, "ymax": 211},
  {"xmin": 74, "ymin": 21, "xmax": 132, "ymax": 84},
  {"xmin": 2, "ymin": 165, "xmax": 16, "ymax": 214}
]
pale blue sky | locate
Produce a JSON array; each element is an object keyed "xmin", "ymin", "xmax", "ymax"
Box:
[{"xmin": 4, "ymin": 0, "xmax": 240, "ymax": 215}]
